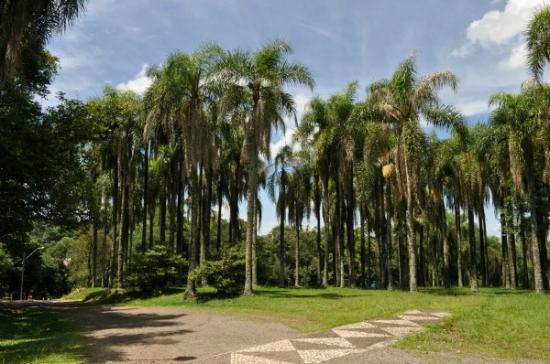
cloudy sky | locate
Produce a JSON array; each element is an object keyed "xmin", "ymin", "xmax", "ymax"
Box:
[{"xmin": 46, "ymin": 0, "xmax": 547, "ymax": 236}]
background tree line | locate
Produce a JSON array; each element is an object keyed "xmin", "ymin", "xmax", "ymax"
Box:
[{"xmin": 1, "ymin": 1, "xmax": 548, "ymax": 299}]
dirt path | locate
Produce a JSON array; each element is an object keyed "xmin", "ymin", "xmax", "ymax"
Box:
[{"xmin": 32, "ymin": 301, "xmax": 299, "ymax": 363}]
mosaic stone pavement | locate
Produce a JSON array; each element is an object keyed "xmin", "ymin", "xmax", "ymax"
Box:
[{"xmin": 222, "ymin": 309, "xmax": 449, "ymax": 364}]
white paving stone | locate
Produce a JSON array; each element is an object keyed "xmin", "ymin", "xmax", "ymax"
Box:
[
  {"xmin": 333, "ymin": 329, "xmax": 390, "ymax": 338},
  {"xmin": 335, "ymin": 321, "xmax": 376, "ymax": 330},
  {"xmin": 238, "ymin": 339, "xmax": 295, "ymax": 353},
  {"xmin": 297, "ymin": 349, "xmax": 364, "ymax": 364},
  {"xmin": 370, "ymin": 318, "xmax": 419, "ymax": 327},
  {"xmin": 292, "ymin": 337, "xmax": 355, "ymax": 348},
  {"xmin": 231, "ymin": 352, "xmax": 292, "ymax": 364}
]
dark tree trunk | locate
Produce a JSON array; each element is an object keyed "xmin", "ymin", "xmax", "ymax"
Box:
[
  {"xmin": 160, "ymin": 183, "xmax": 167, "ymax": 245},
  {"xmin": 176, "ymin": 152, "xmax": 185, "ymax": 257},
  {"xmin": 478, "ymin": 212, "xmax": 486, "ymax": 286},
  {"xmin": 519, "ymin": 214, "xmax": 530, "ymax": 288},
  {"xmin": 418, "ymin": 224, "xmax": 425, "ymax": 287},
  {"xmin": 279, "ymin": 173, "xmax": 286, "ymax": 288},
  {"xmin": 141, "ymin": 143, "xmax": 148, "ymax": 252},
  {"xmin": 322, "ymin": 178, "xmax": 330, "ymax": 287},
  {"xmin": 467, "ymin": 205, "xmax": 478, "ymax": 292},
  {"xmin": 455, "ymin": 202, "xmax": 463, "ymax": 288},
  {"xmin": 481, "ymin": 209, "xmax": 490, "ymax": 286},
  {"xmin": 360, "ymin": 205, "xmax": 366, "ymax": 288},
  {"xmin": 91, "ymin": 222, "xmax": 98, "ymax": 288},
  {"xmin": 216, "ymin": 173, "xmax": 223, "ymax": 252},
  {"xmin": 346, "ymin": 169, "xmax": 356, "ymax": 287},
  {"xmin": 110, "ymin": 159, "xmax": 119, "ymax": 288}
]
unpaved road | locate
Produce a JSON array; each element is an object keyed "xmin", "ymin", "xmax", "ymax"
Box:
[
  {"xmin": 27, "ymin": 301, "xmax": 543, "ymax": 364},
  {"xmin": 32, "ymin": 301, "xmax": 298, "ymax": 363}
]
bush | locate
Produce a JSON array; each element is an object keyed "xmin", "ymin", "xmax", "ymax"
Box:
[
  {"xmin": 190, "ymin": 248, "xmax": 245, "ymax": 296},
  {"xmin": 126, "ymin": 246, "xmax": 186, "ymax": 294}
]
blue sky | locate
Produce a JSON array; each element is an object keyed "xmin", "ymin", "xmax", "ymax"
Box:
[{"xmin": 45, "ymin": 0, "xmax": 546, "ymax": 236}]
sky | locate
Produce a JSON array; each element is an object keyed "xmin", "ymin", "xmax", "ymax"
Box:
[{"xmin": 45, "ymin": 0, "xmax": 548, "ymax": 236}]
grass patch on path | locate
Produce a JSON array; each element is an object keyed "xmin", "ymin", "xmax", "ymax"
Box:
[
  {"xmin": 63, "ymin": 286, "xmax": 550, "ymax": 361},
  {"xmin": 0, "ymin": 303, "xmax": 86, "ymax": 364}
]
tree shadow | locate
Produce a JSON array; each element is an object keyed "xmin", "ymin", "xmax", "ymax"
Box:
[{"xmin": 18, "ymin": 301, "xmax": 198, "ymax": 363}]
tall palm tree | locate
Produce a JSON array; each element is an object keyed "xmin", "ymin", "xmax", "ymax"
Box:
[
  {"xmin": 370, "ymin": 56, "xmax": 464, "ymax": 291},
  {"xmin": 217, "ymin": 40, "xmax": 314, "ymax": 296},
  {"xmin": 268, "ymin": 145, "xmax": 293, "ymax": 287},
  {"xmin": 489, "ymin": 86, "xmax": 550, "ymax": 292},
  {"xmin": 526, "ymin": 5, "xmax": 550, "ymax": 82},
  {"xmin": 146, "ymin": 45, "xmax": 223, "ymax": 299}
]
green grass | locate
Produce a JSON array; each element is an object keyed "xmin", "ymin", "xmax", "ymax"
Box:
[
  {"xmin": 0, "ymin": 304, "xmax": 86, "ymax": 364},
  {"xmin": 63, "ymin": 286, "xmax": 550, "ymax": 361}
]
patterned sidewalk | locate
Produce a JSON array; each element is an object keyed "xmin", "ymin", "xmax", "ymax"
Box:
[{"xmin": 223, "ymin": 309, "xmax": 449, "ymax": 364}]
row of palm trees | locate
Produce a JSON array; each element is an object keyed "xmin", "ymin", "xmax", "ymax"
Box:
[{"xmin": 83, "ymin": 7, "xmax": 549, "ymax": 295}]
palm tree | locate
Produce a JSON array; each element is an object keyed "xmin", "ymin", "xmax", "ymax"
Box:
[
  {"xmin": 0, "ymin": 0, "xmax": 86, "ymax": 85},
  {"xmin": 370, "ymin": 56, "xmax": 464, "ymax": 291},
  {"xmin": 489, "ymin": 86, "xmax": 550, "ymax": 292},
  {"xmin": 268, "ymin": 145, "xmax": 293, "ymax": 287},
  {"xmin": 145, "ymin": 45, "xmax": 223, "ymax": 299},
  {"xmin": 217, "ymin": 40, "xmax": 314, "ymax": 296},
  {"xmin": 288, "ymin": 154, "xmax": 312, "ymax": 287},
  {"xmin": 526, "ymin": 5, "xmax": 550, "ymax": 82}
]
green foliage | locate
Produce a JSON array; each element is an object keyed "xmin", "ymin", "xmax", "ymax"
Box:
[
  {"xmin": 126, "ymin": 246, "xmax": 186, "ymax": 294},
  {"xmin": 190, "ymin": 248, "xmax": 245, "ymax": 296}
]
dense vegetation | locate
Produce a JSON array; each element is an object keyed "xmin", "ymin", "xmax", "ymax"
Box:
[{"xmin": 0, "ymin": 1, "xmax": 549, "ymax": 302}]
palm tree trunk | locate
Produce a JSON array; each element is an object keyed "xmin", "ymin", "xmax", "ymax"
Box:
[
  {"xmin": 252, "ymin": 199, "xmax": 258, "ymax": 287},
  {"xmin": 295, "ymin": 222, "xmax": 300, "ymax": 287},
  {"xmin": 478, "ymin": 211, "xmax": 486, "ymax": 286},
  {"xmin": 184, "ymin": 173, "xmax": 199, "ymax": 300},
  {"xmin": 91, "ymin": 222, "xmax": 98, "ymax": 288},
  {"xmin": 481, "ymin": 209, "xmax": 490, "ymax": 286},
  {"xmin": 176, "ymin": 156, "xmax": 185, "ymax": 257},
  {"xmin": 119, "ymin": 168, "xmax": 130, "ymax": 288},
  {"xmin": 506, "ymin": 207, "xmax": 517, "ymax": 289},
  {"xmin": 322, "ymin": 188, "xmax": 330, "ymax": 287},
  {"xmin": 199, "ymin": 166, "xmax": 206, "ymax": 276},
  {"xmin": 501, "ymin": 213, "xmax": 510, "ymax": 288},
  {"xmin": 418, "ymin": 224, "xmax": 425, "ymax": 287},
  {"xmin": 519, "ymin": 214, "xmax": 530, "ymax": 288},
  {"xmin": 110, "ymin": 158, "xmax": 119, "ymax": 288},
  {"xmin": 160, "ymin": 182, "xmax": 167, "ymax": 245},
  {"xmin": 385, "ymin": 182, "xmax": 393, "ymax": 290},
  {"xmin": 366, "ymin": 215, "xmax": 372, "ymax": 288},
  {"xmin": 403, "ymin": 152, "xmax": 417, "ymax": 292},
  {"xmin": 467, "ymin": 205, "xmax": 478, "ymax": 292},
  {"xmin": 346, "ymin": 171, "xmax": 356, "ymax": 288},
  {"xmin": 360, "ymin": 205, "xmax": 366, "ymax": 288},
  {"xmin": 455, "ymin": 202, "xmax": 463, "ymax": 288},
  {"xmin": 142, "ymin": 142, "xmax": 148, "ymax": 252},
  {"xmin": 525, "ymin": 143, "xmax": 544, "ymax": 292},
  {"xmin": 315, "ymin": 179, "xmax": 322, "ymax": 286},
  {"xmin": 279, "ymin": 177, "xmax": 286, "ymax": 288},
  {"xmin": 216, "ymin": 174, "xmax": 223, "ymax": 252},
  {"xmin": 243, "ymin": 147, "xmax": 257, "ymax": 296}
]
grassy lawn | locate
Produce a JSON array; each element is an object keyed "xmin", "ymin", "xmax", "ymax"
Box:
[
  {"xmin": 0, "ymin": 303, "xmax": 86, "ymax": 364},
  {"xmin": 63, "ymin": 286, "xmax": 550, "ymax": 361}
]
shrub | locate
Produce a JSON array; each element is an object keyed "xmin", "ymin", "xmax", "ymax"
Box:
[
  {"xmin": 126, "ymin": 246, "xmax": 186, "ymax": 294},
  {"xmin": 190, "ymin": 248, "xmax": 245, "ymax": 296}
]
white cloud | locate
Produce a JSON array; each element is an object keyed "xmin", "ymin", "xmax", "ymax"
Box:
[
  {"xmin": 456, "ymin": 100, "xmax": 492, "ymax": 116},
  {"xmin": 466, "ymin": 0, "xmax": 543, "ymax": 48},
  {"xmin": 116, "ymin": 64, "xmax": 152, "ymax": 95},
  {"xmin": 498, "ymin": 43, "xmax": 528, "ymax": 70},
  {"xmin": 452, "ymin": 0, "xmax": 544, "ymax": 60}
]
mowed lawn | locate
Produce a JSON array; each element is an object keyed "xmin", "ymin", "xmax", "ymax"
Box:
[
  {"xmin": 0, "ymin": 304, "xmax": 86, "ymax": 364},
  {"xmin": 64, "ymin": 286, "xmax": 550, "ymax": 361}
]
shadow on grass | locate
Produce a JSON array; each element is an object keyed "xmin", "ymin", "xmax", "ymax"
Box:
[
  {"xmin": 5, "ymin": 301, "xmax": 196, "ymax": 363},
  {"xmin": 0, "ymin": 304, "xmax": 85, "ymax": 364}
]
